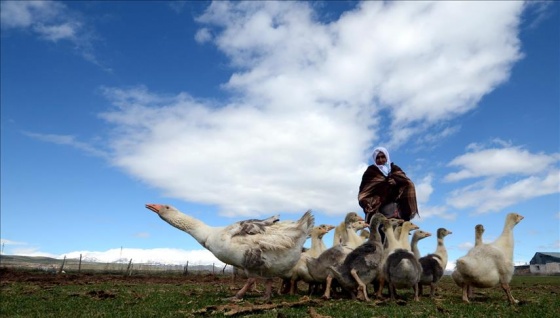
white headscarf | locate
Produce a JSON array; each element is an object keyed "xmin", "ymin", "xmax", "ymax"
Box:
[{"xmin": 372, "ymin": 147, "xmax": 391, "ymax": 176}]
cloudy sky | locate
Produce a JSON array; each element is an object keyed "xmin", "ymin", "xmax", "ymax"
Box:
[{"xmin": 1, "ymin": 1, "xmax": 558, "ymax": 269}]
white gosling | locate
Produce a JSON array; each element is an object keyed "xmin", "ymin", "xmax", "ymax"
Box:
[
  {"xmin": 452, "ymin": 213, "xmax": 523, "ymax": 304},
  {"xmin": 287, "ymin": 224, "xmax": 335, "ymax": 294},
  {"xmin": 397, "ymin": 221, "xmax": 420, "ymax": 251},
  {"xmin": 452, "ymin": 224, "xmax": 485, "ymax": 298},
  {"xmin": 332, "ymin": 212, "xmax": 363, "ymax": 246}
]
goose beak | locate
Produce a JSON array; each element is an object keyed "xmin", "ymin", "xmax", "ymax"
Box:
[{"xmin": 146, "ymin": 203, "xmax": 162, "ymax": 213}]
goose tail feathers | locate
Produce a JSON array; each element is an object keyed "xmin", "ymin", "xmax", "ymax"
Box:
[{"xmin": 298, "ymin": 210, "xmax": 315, "ymax": 235}]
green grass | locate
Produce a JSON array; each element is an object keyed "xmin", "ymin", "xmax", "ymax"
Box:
[{"xmin": 1, "ymin": 268, "xmax": 559, "ymax": 317}]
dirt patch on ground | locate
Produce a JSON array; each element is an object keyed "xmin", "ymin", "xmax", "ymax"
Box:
[{"xmin": 0, "ymin": 267, "xmax": 228, "ymax": 287}]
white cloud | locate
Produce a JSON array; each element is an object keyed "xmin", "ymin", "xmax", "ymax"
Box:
[
  {"xmin": 24, "ymin": 2, "xmax": 531, "ymax": 219},
  {"xmin": 1, "ymin": 1, "xmax": 106, "ymax": 69},
  {"xmin": 447, "ymin": 170, "xmax": 559, "ymax": 213},
  {"xmin": 445, "ymin": 146, "xmax": 559, "ymax": 182},
  {"xmin": 195, "ymin": 28, "xmax": 213, "ymax": 43},
  {"xmin": 416, "ymin": 205, "xmax": 457, "ymax": 221},
  {"xmin": 0, "ymin": 1, "xmax": 64, "ymax": 29},
  {"xmin": 23, "ymin": 131, "xmax": 109, "ymax": 158},
  {"xmin": 457, "ymin": 242, "xmax": 474, "ymax": 251},
  {"xmin": 34, "ymin": 21, "xmax": 79, "ymax": 42},
  {"xmin": 92, "ymin": 2, "xmax": 526, "ymax": 218},
  {"xmin": 0, "ymin": 239, "xmax": 27, "ymax": 246},
  {"xmin": 11, "ymin": 247, "xmax": 58, "ymax": 258},
  {"xmin": 416, "ymin": 175, "xmax": 434, "ymax": 204},
  {"xmin": 2, "ymin": 1, "xmax": 80, "ymax": 41},
  {"xmin": 99, "ymin": 87, "xmax": 368, "ymax": 217},
  {"xmin": 413, "ymin": 175, "xmax": 458, "ymax": 220},
  {"xmin": 444, "ymin": 144, "xmax": 560, "ymax": 213},
  {"xmin": 197, "ymin": 1, "xmax": 523, "ymax": 147}
]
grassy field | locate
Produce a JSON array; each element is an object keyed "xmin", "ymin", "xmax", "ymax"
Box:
[{"xmin": 1, "ymin": 267, "xmax": 559, "ymax": 318}]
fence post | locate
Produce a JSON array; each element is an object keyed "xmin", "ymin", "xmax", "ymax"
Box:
[
  {"xmin": 126, "ymin": 259, "xmax": 133, "ymax": 276},
  {"xmin": 183, "ymin": 261, "xmax": 189, "ymax": 276},
  {"xmin": 78, "ymin": 254, "xmax": 82, "ymax": 273},
  {"xmin": 58, "ymin": 256, "xmax": 66, "ymax": 274}
]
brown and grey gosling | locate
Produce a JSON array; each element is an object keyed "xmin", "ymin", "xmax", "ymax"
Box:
[
  {"xmin": 381, "ymin": 219, "xmax": 422, "ymax": 301},
  {"xmin": 418, "ymin": 228, "xmax": 452, "ymax": 297},
  {"xmin": 327, "ymin": 214, "xmax": 386, "ymax": 301},
  {"xmin": 411, "ymin": 230, "xmax": 432, "ymax": 259},
  {"xmin": 306, "ymin": 214, "xmax": 364, "ymax": 298},
  {"xmin": 475, "ymin": 224, "xmax": 485, "ymax": 247}
]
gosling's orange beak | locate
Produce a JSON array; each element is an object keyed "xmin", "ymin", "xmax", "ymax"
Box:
[{"xmin": 146, "ymin": 203, "xmax": 162, "ymax": 213}]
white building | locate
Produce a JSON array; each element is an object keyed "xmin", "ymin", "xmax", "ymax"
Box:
[{"xmin": 529, "ymin": 252, "xmax": 560, "ymax": 275}]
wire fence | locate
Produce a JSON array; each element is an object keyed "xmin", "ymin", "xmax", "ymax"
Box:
[{"xmin": 0, "ymin": 254, "xmax": 234, "ymax": 277}]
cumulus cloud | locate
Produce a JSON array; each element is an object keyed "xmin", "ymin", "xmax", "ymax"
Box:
[
  {"xmin": 196, "ymin": 1, "xmax": 524, "ymax": 148},
  {"xmin": 445, "ymin": 146, "xmax": 559, "ymax": 182},
  {"xmin": 22, "ymin": 2, "xmax": 533, "ymax": 218},
  {"xmin": 99, "ymin": 86, "xmax": 368, "ymax": 217},
  {"xmin": 93, "ymin": 2, "xmax": 526, "ymax": 218},
  {"xmin": 445, "ymin": 144, "xmax": 560, "ymax": 213}
]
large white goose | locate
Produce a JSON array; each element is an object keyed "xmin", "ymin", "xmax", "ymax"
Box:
[
  {"xmin": 145, "ymin": 203, "xmax": 314, "ymax": 300},
  {"xmin": 452, "ymin": 213, "xmax": 523, "ymax": 304}
]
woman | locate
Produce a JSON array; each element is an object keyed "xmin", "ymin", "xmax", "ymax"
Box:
[{"xmin": 358, "ymin": 147, "xmax": 419, "ymax": 224}]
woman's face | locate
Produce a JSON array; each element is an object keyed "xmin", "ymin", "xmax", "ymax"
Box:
[{"xmin": 375, "ymin": 152, "xmax": 387, "ymax": 165}]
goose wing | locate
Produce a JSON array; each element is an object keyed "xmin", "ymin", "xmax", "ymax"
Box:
[{"xmin": 229, "ymin": 215, "xmax": 280, "ymax": 237}]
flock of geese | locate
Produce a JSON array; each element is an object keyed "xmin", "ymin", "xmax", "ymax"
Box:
[{"xmin": 145, "ymin": 204, "xmax": 523, "ymax": 304}]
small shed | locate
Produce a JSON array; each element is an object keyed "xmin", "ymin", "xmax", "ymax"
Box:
[{"xmin": 529, "ymin": 252, "xmax": 560, "ymax": 275}]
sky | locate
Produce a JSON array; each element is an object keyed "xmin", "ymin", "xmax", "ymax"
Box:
[{"xmin": 1, "ymin": 1, "xmax": 559, "ymax": 270}]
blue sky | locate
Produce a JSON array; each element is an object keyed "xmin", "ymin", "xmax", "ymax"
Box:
[{"xmin": 1, "ymin": 1, "xmax": 558, "ymax": 268}]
